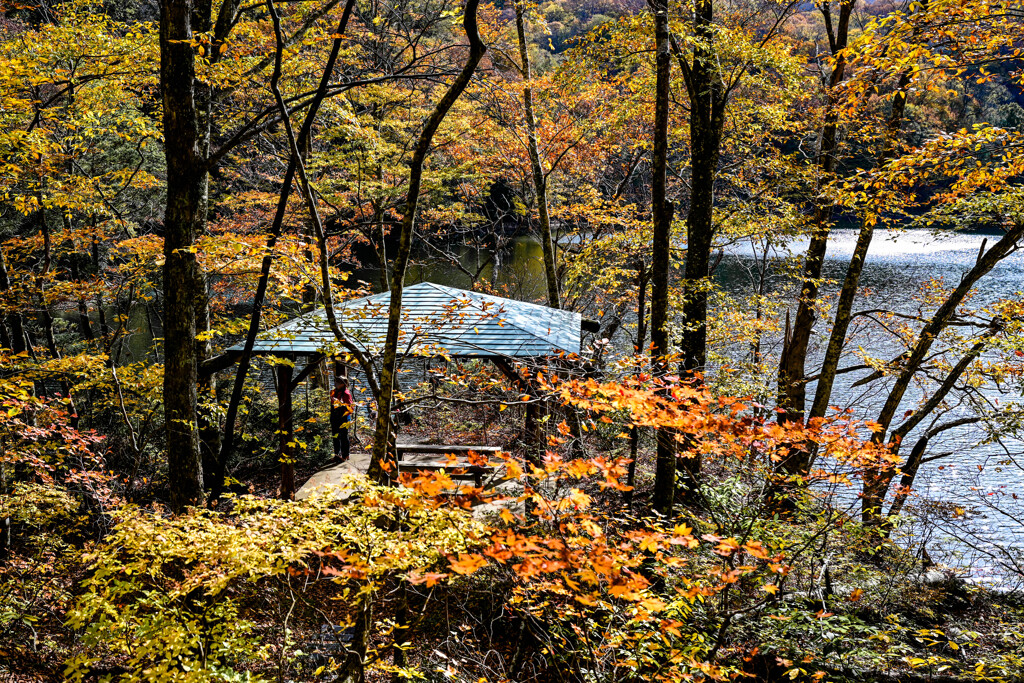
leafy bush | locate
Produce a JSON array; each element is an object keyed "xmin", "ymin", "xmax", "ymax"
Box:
[{"xmin": 66, "ymin": 479, "xmax": 482, "ymax": 682}]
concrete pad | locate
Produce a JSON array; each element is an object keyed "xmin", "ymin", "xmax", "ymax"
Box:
[{"xmin": 295, "ymin": 451, "xmax": 372, "ymax": 500}]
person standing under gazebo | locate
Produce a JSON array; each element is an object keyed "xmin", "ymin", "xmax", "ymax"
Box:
[{"xmin": 330, "ymin": 374, "xmax": 354, "ymax": 463}]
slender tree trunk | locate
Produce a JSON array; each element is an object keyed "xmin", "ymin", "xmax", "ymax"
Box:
[
  {"xmin": 71, "ymin": 261, "xmax": 95, "ymax": 341},
  {"xmin": 160, "ymin": 0, "xmax": 206, "ymax": 510},
  {"xmin": 368, "ymin": 0, "xmax": 487, "ymax": 481},
  {"xmin": 373, "ymin": 198, "xmax": 390, "ymax": 291},
  {"xmin": 36, "ymin": 192, "xmax": 59, "ymax": 362},
  {"xmin": 883, "ymin": 435, "xmax": 928, "ymax": 522},
  {"xmin": 680, "ymin": 0, "xmax": 723, "ymax": 380},
  {"xmin": 625, "ymin": 265, "xmax": 648, "ymax": 508},
  {"xmin": 884, "ymin": 417, "xmax": 978, "ymax": 524},
  {"xmin": 77, "ymin": 297, "xmax": 94, "ymax": 340},
  {"xmin": 192, "ymin": 36, "xmax": 218, "ymax": 473},
  {"xmin": 213, "ymin": 0, "xmax": 358, "ymax": 499},
  {"xmin": 776, "ymin": 0, "xmax": 854, "ymax": 433},
  {"xmin": 193, "ymin": 0, "xmax": 239, "ymax": 489},
  {"xmin": 649, "ymin": 0, "xmax": 675, "ymax": 516},
  {"xmin": 515, "ymin": 1, "xmax": 559, "ymax": 309},
  {"xmin": 197, "ymin": 282, "xmax": 221, "ymax": 488},
  {"xmin": 92, "ymin": 235, "xmax": 110, "ymax": 340},
  {"xmin": 300, "ymin": 134, "xmax": 326, "ymax": 392},
  {"xmin": 37, "ymin": 194, "xmax": 79, "ymax": 425},
  {"xmin": 807, "ymin": 72, "xmax": 913, "ymax": 427},
  {"xmin": 672, "ymin": 0, "xmax": 727, "ymax": 503},
  {"xmin": 337, "ymin": 593, "xmax": 372, "ymax": 683},
  {"xmin": 391, "ymin": 585, "xmax": 410, "ymax": 683},
  {"xmin": 194, "ymin": 133, "xmax": 218, "ymax": 486}
]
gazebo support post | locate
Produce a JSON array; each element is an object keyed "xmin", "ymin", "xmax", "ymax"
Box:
[
  {"xmin": 276, "ymin": 360, "xmax": 296, "ymax": 500},
  {"xmin": 288, "ymin": 353, "xmax": 326, "ymax": 392},
  {"xmin": 524, "ymin": 401, "xmax": 541, "ymax": 469},
  {"xmin": 492, "ymin": 358, "xmax": 542, "ymax": 469}
]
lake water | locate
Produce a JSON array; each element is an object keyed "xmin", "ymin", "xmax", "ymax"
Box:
[
  {"xmin": 726, "ymin": 229, "xmax": 1024, "ymax": 588},
  {"xmin": 409, "ymin": 230, "xmax": 1024, "ymax": 588}
]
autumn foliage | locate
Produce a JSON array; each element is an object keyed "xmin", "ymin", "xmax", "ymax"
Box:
[{"xmin": 3, "ymin": 0, "xmax": 1024, "ymax": 681}]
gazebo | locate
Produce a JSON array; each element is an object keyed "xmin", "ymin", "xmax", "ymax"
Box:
[
  {"xmin": 226, "ymin": 281, "xmax": 589, "ymax": 359},
  {"xmin": 220, "ymin": 282, "xmax": 596, "ymax": 480}
]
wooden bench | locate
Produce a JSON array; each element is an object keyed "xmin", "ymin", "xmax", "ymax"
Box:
[{"xmin": 396, "ymin": 444, "xmax": 501, "ymax": 487}]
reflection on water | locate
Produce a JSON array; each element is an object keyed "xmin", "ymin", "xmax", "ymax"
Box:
[{"xmin": 404, "ymin": 237, "xmax": 552, "ymax": 302}]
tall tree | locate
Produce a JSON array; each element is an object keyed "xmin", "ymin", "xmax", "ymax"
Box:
[
  {"xmin": 775, "ymin": 0, "xmax": 854, "ymax": 431},
  {"xmin": 159, "ymin": 0, "xmax": 246, "ymax": 510},
  {"xmin": 159, "ymin": 0, "xmax": 207, "ymax": 510},
  {"xmin": 648, "ymin": 0, "xmax": 675, "ymax": 516},
  {"xmin": 367, "ymin": 0, "xmax": 488, "ymax": 481},
  {"xmin": 514, "ymin": 0, "xmax": 560, "ymax": 309},
  {"xmin": 676, "ymin": 0, "xmax": 723, "ymax": 382},
  {"xmin": 667, "ymin": 0, "xmax": 795, "ymax": 498}
]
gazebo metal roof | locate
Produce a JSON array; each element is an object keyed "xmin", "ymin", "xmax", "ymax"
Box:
[{"xmin": 226, "ymin": 282, "xmax": 584, "ymax": 359}]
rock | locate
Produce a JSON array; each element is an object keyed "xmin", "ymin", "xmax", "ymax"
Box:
[{"xmin": 909, "ymin": 569, "xmax": 957, "ymax": 586}]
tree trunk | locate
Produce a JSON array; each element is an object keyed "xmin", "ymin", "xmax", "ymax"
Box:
[
  {"xmin": 71, "ymin": 259, "xmax": 94, "ymax": 341},
  {"xmin": 390, "ymin": 584, "xmax": 410, "ymax": 683},
  {"xmin": 515, "ymin": 1, "xmax": 559, "ymax": 309},
  {"xmin": 92, "ymin": 235, "xmax": 111, "ymax": 340},
  {"xmin": 0, "ymin": 243, "xmax": 27, "ymax": 354},
  {"xmin": 336, "ymin": 593, "xmax": 372, "ymax": 683},
  {"xmin": 648, "ymin": 0, "xmax": 675, "ymax": 516},
  {"xmin": 213, "ymin": 0, "xmax": 358, "ymax": 499},
  {"xmin": 197, "ymin": 280, "xmax": 221, "ymax": 489},
  {"xmin": 36, "ymin": 194, "xmax": 59, "ymax": 362},
  {"xmin": 673, "ymin": 0, "xmax": 727, "ymax": 502},
  {"xmin": 368, "ymin": 0, "xmax": 487, "ymax": 482},
  {"xmin": 159, "ymin": 0, "xmax": 206, "ymax": 510},
  {"xmin": 192, "ymin": 0, "xmax": 240, "ymax": 491},
  {"xmin": 776, "ymin": 0, "xmax": 854, "ymax": 433},
  {"xmin": 680, "ymin": 0, "xmax": 723, "ymax": 380},
  {"xmin": 37, "ymin": 195, "xmax": 80, "ymax": 427},
  {"xmin": 625, "ymin": 265, "xmax": 648, "ymax": 508},
  {"xmin": 807, "ymin": 71, "xmax": 913, "ymax": 427}
]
